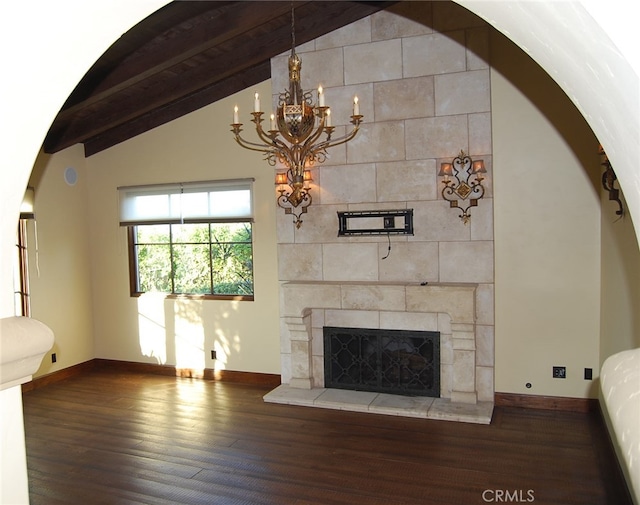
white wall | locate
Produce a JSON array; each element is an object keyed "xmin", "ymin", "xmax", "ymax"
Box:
[
  {"xmin": 28, "ymin": 146, "xmax": 95, "ymax": 375},
  {"xmin": 491, "ymin": 30, "xmax": 602, "ymax": 397},
  {"xmin": 85, "ymin": 81, "xmax": 281, "ymax": 375}
]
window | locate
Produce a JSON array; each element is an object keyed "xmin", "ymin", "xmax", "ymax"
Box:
[{"xmin": 120, "ymin": 179, "xmax": 255, "ymax": 300}]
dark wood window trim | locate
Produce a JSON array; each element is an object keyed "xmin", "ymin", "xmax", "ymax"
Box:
[{"xmin": 127, "ymin": 224, "xmax": 254, "ymax": 301}]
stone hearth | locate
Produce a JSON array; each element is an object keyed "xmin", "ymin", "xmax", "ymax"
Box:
[{"xmin": 264, "ymin": 281, "xmax": 494, "ymax": 423}]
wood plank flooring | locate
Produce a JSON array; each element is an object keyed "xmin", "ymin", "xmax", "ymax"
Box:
[{"xmin": 23, "ymin": 370, "xmax": 631, "ymax": 505}]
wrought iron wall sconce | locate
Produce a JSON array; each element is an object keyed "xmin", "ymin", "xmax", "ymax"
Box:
[
  {"xmin": 599, "ymin": 145, "xmax": 623, "ymax": 217},
  {"xmin": 438, "ymin": 150, "xmax": 486, "ymax": 224},
  {"xmin": 275, "ymin": 169, "xmax": 312, "ymax": 228}
]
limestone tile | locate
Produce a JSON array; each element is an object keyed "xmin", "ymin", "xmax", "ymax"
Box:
[
  {"xmin": 320, "ymin": 163, "xmax": 377, "ymax": 205},
  {"xmin": 299, "ymin": 47, "xmax": 345, "ymax": 90},
  {"xmin": 427, "ymin": 398, "xmax": 493, "ymax": 424},
  {"xmin": 311, "ymin": 308, "xmax": 325, "ymax": 329},
  {"xmin": 276, "ymin": 200, "xmax": 296, "ymax": 243},
  {"xmin": 377, "ymin": 159, "xmax": 437, "ymax": 202},
  {"xmin": 344, "ymin": 39, "xmax": 403, "ymax": 85},
  {"xmin": 402, "ymin": 32, "xmax": 466, "ymax": 78},
  {"xmin": 440, "ymin": 363, "xmax": 452, "ymax": 398},
  {"xmin": 475, "ymin": 283, "xmax": 494, "ymax": 326},
  {"xmin": 380, "ymin": 311, "xmax": 438, "ymax": 332},
  {"xmin": 468, "ymin": 113, "xmax": 492, "ymax": 161},
  {"xmin": 476, "ymin": 324, "xmax": 494, "ymax": 367},
  {"xmin": 347, "ymin": 121, "xmax": 405, "ymax": 164},
  {"xmin": 280, "ymin": 354, "xmax": 292, "ymax": 384},
  {"xmin": 369, "ymin": 394, "xmax": 433, "ymax": 417},
  {"xmin": 435, "ymin": 69, "xmax": 490, "ymax": 116},
  {"xmin": 440, "ymin": 333, "xmax": 453, "ymax": 366},
  {"xmin": 470, "ymin": 198, "xmax": 493, "ymax": 242},
  {"xmin": 316, "ymin": 17, "xmax": 371, "ymax": 50},
  {"xmin": 312, "ymin": 356, "xmax": 325, "ymax": 388},
  {"xmin": 466, "ymin": 27, "xmax": 490, "ymax": 70},
  {"xmin": 374, "ymin": 77, "xmax": 434, "ymax": 122},
  {"xmin": 432, "ymin": 2, "xmax": 487, "ymax": 32},
  {"xmin": 325, "ymin": 309, "xmax": 380, "ymax": 329},
  {"xmin": 476, "ymin": 366, "xmax": 494, "ymax": 402},
  {"xmin": 279, "ymin": 318, "xmax": 291, "ymax": 353},
  {"xmin": 405, "ymin": 115, "xmax": 468, "ymax": 160},
  {"xmin": 263, "ymin": 384, "xmax": 325, "ymax": 405},
  {"xmin": 438, "ymin": 241, "xmax": 494, "ymax": 283},
  {"xmin": 340, "ymin": 284, "xmax": 406, "ymax": 311},
  {"xmin": 437, "ymin": 313, "xmax": 452, "ymax": 334},
  {"xmin": 311, "ymin": 326, "xmax": 323, "ymax": 357},
  {"xmin": 293, "ymin": 204, "xmax": 345, "ymax": 244},
  {"xmin": 323, "ymin": 243, "xmax": 379, "ymax": 281},
  {"xmin": 406, "ymin": 284, "xmax": 476, "ymax": 323},
  {"xmin": 281, "ymin": 282, "xmax": 342, "ymax": 316},
  {"xmin": 410, "ymin": 200, "xmax": 471, "ymax": 242},
  {"xmin": 371, "ymin": 3, "xmax": 433, "ymax": 41},
  {"xmin": 323, "ymin": 84, "xmax": 373, "ymax": 126},
  {"xmin": 315, "ymin": 389, "xmax": 377, "ymax": 412},
  {"xmin": 452, "ymin": 349, "xmax": 476, "ymax": 392},
  {"xmin": 277, "ymin": 244, "xmax": 323, "ymax": 281},
  {"xmin": 378, "ymin": 241, "xmax": 439, "ymax": 283}
]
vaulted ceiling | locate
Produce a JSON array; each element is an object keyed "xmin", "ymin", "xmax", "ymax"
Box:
[{"xmin": 43, "ymin": 1, "xmax": 397, "ymax": 157}]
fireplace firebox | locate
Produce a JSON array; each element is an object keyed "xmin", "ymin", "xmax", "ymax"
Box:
[{"xmin": 323, "ymin": 326, "xmax": 440, "ymax": 397}]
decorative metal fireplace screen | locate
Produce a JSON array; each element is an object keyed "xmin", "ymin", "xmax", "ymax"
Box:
[{"xmin": 323, "ymin": 326, "xmax": 440, "ymax": 397}]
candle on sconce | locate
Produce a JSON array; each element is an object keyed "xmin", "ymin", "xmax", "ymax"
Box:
[
  {"xmin": 318, "ymin": 85, "xmax": 325, "ymax": 107},
  {"xmin": 254, "ymin": 92, "xmax": 260, "ymax": 112},
  {"xmin": 326, "ymin": 108, "xmax": 331, "ymax": 127},
  {"xmin": 233, "ymin": 105, "xmax": 239, "ymax": 124},
  {"xmin": 353, "ymin": 96, "xmax": 359, "ymax": 116},
  {"xmin": 270, "ymin": 113, "xmax": 276, "ymax": 131}
]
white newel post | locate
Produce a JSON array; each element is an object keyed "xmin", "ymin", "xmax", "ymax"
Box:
[{"xmin": 0, "ymin": 317, "xmax": 55, "ymax": 505}]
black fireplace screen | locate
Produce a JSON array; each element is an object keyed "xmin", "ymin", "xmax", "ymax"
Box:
[{"xmin": 323, "ymin": 326, "xmax": 440, "ymax": 397}]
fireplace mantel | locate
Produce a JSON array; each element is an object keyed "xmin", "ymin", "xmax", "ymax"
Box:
[{"xmin": 278, "ymin": 281, "xmax": 484, "ymax": 405}]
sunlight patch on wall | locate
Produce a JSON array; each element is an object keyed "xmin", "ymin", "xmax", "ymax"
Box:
[
  {"xmin": 174, "ymin": 298, "xmax": 205, "ymax": 372},
  {"xmin": 137, "ymin": 292, "xmax": 167, "ymax": 364}
]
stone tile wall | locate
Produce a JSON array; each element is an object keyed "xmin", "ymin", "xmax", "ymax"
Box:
[{"xmin": 272, "ymin": 2, "xmax": 494, "ymax": 402}]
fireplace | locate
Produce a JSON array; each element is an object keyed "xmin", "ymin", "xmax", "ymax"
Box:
[
  {"xmin": 324, "ymin": 326, "xmax": 440, "ymax": 397},
  {"xmin": 264, "ymin": 281, "xmax": 494, "ymax": 424}
]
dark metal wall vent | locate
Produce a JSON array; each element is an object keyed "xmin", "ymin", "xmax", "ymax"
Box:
[{"xmin": 323, "ymin": 326, "xmax": 440, "ymax": 397}]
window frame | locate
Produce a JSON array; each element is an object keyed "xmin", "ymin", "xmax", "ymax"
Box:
[{"xmin": 127, "ymin": 223, "xmax": 255, "ymax": 301}]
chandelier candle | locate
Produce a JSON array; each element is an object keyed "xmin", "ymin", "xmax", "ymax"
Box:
[{"xmin": 230, "ymin": 7, "xmax": 362, "ymax": 228}]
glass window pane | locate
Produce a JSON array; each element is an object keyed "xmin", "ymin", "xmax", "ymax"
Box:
[
  {"xmin": 136, "ymin": 224, "xmax": 170, "ymax": 244},
  {"xmin": 211, "ymin": 242, "xmax": 253, "ymax": 295},
  {"xmin": 172, "ymin": 223, "xmax": 209, "ymax": 244},
  {"xmin": 172, "ymin": 243, "xmax": 211, "ymax": 294},
  {"xmin": 136, "ymin": 244, "xmax": 172, "ymax": 292}
]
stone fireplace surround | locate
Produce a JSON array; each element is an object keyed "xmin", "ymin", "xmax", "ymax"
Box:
[{"xmin": 264, "ymin": 281, "xmax": 494, "ymax": 424}]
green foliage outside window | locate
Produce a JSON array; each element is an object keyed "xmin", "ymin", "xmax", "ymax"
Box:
[{"xmin": 133, "ymin": 222, "xmax": 253, "ymax": 297}]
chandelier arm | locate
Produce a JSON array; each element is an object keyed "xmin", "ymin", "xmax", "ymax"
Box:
[
  {"xmin": 232, "ymin": 133, "xmax": 277, "ymax": 155},
  {"xmin": 310, "ymin": 122, "xmax": 361, "ymax": 152}
]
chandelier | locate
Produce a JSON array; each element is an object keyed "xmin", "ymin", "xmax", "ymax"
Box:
[{"xmin": 230, "ymin": 6, "xmax": 362, "ymax": 228}]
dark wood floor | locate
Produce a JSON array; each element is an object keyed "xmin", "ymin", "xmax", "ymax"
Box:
[{"xmin": 23, "ymin": 370, "xmax": 630, "ymax": 505}]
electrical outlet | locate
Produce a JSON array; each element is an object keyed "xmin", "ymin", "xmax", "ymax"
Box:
[
  {"xmin": 584, "ymin": 368, "xmax": 593, "ymax": 380},
  {"xmin": 552, "ymin": 366, "xmax": 566, "ymax": 379},
  {"xmin": 383, "ymin": 216, "xmax": 395, "ymax": 229},
  {"xmin": 51, "ymin": 353, "xmax": 57, "ymax": 364},
  {"xmin": 211, "ymin": 350, "xmax": 217, "ymax": 360}
]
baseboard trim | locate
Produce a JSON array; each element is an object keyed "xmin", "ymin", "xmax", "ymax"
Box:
[
  {"xmin": 93, "ymin": 358, "xmax": 282, "ymax": 387},
  {"xmin": 22, "ymin": 359, "xmax": 281, "ymax": 393},
  {"xmin": 22, "ymin": 359, "xmax": 97, "ymax": 393},
  {"xmin": 495, "ymin": 392, "xmax": 598, "ymax": 413}
]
